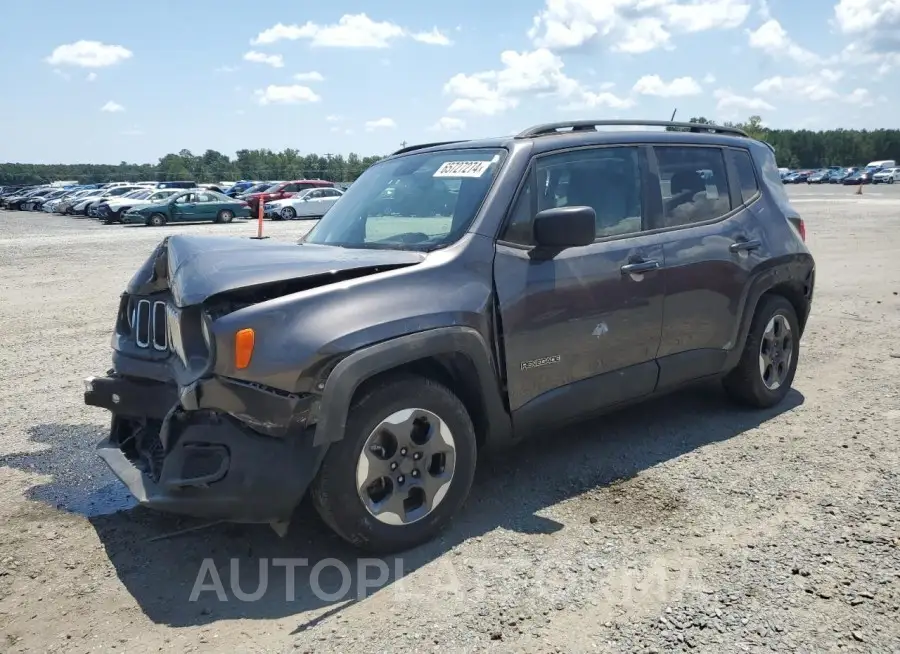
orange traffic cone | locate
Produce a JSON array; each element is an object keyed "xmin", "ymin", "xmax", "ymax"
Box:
[{"xmin": 856, "ymin": 183, "xmax": 862, "ymax": 195}]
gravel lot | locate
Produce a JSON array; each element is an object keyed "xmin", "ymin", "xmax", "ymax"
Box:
[{"xmin": 1, "ymin": 184, "xmax": 899, "ymax": 653}]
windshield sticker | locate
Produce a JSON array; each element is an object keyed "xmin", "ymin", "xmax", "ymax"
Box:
[{"xmin": 433, "ymin": 160, "xmax": 492, "ymax": 178}]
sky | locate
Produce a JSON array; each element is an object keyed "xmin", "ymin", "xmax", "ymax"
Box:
[{"xmin": 1, "ymin": 0, "xmax": 898, "ymax": 164}]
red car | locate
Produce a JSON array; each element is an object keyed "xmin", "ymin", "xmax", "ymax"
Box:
[{"xmin": 242, "ymin": 179, "xmax": 335, "ymax": 215}]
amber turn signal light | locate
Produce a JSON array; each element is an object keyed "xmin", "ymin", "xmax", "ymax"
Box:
[{"xmin": 234, "ymin": 328, "xmax": 255, "ymax": 369}]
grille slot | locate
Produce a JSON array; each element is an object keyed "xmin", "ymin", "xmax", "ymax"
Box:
[{"xmin": 130, "ymin": 297, "xmax": 169, "ymax": 352}]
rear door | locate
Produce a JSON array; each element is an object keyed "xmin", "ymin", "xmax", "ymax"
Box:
[
  {"xmin": 650, "ymin": 144, "xmax": 762, "ymax": 389},
  {"xmin": 493, "ymin": 145, "xmax": 666, "ymax": 433}
]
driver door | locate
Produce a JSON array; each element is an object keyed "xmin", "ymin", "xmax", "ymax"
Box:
[
  {"xmin": 493, "ymin": 145, "xmax": 666, "ymax": 434},
  {"xmin": 171, "ymin": 192, "xmax": 197, "ymax": 221}
]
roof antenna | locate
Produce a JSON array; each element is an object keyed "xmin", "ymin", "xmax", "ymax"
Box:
[{"xmin": 670, "ymin": 108, "xmax": 677, "ymax": 121}]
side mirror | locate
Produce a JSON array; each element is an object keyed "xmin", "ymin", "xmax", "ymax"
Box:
[{"xmin": 533, "ymin": 206, "xmax": 596, "ymax": 248}]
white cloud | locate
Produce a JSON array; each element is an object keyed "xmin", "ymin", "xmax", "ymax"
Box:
[
  {"xmin": 844, "ymin": 88, "xmax": 875, "ymax": 106},
  {"xmin": 703, "ymin": 73, "xmax": 717, "ymax": 84},
  {"xmin": 244, "ymin": 51, "xmax": 284, "ymax": 68},
  {"xmin": 713, "ymin": 89, "xmax": 774, "ymax": 112},
  {"xmin": 250, "ymin": 14, "xmax": 450, "ymax": 48},
  {"xmin": 429, "ymin": 116, "xmax": 466, "ymax": 131},
  {"xmin": 613, "ymin": 17, "xmax": 672, "ymax": 54},
  {"xmin": 561, "ymin": 89, "xmax": 635, "ymax": 110},
  {"xmin": 746, "ymin": 19, "xmax": 817, "ymax": 65},
  {"xmin": 45, "ymin": 40, "xmax": 133, "ymax": 68},
  {"xmin": 444, "ymin": 48, "xmax": 583, "ymax": 115},
  {"xmin": 411, "ymin": 28, "xmax": 453, "ymax": 45},
  {"xmin": 326, "ymin": 114, "xmax": 342, "ymax": 122},
  {"xmin": 528, "ymin": 0, "xmax": 750, "ymax": 53},
  {"xmin": 86, "ymin": 72, "xmax": 97, "ymax": 82},
  {"xmin": 365, "ymin": 117, "xmax": 397, "ymax": 130},
  {"xmin": 294, "ymin": 71, "xmax": 324, "ymax": 82},
  {"xmin": 100, "ymin": 101, "xmax": 124, "ymax": 113},
  {"xmin": 832, "ymin": 0, "xmax": 900, "ymax": 74},
  {"xmin": 752, "ymin": 70, "xmax": 843, "ymax": 101},
  {"xmin": 254, "ymin": 84, "xmax": 321, "ymax": 105},
  {"xmin": 632, "ymin": 74, "xmax": 702, "ymax": 97}
]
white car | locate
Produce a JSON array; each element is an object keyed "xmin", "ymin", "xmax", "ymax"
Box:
[
  {"xmin": 872, "ymin": 167, "xmax": 900, "ymax": 184},
  {"xmin": 263, "ymin": 187, "xmax": 344, "ymax": 220},
  {"xmin": 98, "ymin": 188, "xmax": 182, "ymax": 222}
]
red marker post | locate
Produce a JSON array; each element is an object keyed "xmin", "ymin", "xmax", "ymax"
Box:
[{"xmin": 250, "ymin": 198, "xmax": 268, "ymax": 240}]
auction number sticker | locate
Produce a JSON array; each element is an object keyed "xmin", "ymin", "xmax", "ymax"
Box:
[{"xmin": 433, "ymin": 160, "xmax": 492, "ymax": 178}]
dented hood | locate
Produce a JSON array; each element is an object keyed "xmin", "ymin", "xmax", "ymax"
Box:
[{"xmin": 126, "ymin": 234, "xmax": 426, "ymax": 307}]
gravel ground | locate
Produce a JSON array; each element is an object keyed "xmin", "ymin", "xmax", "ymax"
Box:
[{"xmin": 0, "ymin": 185, "xmax": 898, "ymax": 653}]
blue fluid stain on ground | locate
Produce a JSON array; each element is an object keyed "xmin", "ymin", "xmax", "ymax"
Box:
[{"xmin": 0, "ymin": 423, "xmax": 138, "ymax": 517}]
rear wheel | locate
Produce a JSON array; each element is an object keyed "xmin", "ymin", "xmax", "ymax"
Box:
[
  {"xmin": 147, "ymin": 213, "xmax": 167, "ymax": 227},
  {"xmin": 216, "ymin": 209, "xmax": 234, "ymax": 224},
  {"xmin": 723, "ymin": 294, "xmax": 800, "ymax": 408},
  {"xmin": 311, "ymin": 375, "xmax": 477, "ymax": 554}
]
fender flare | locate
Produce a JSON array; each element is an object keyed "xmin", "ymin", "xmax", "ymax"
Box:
[
  {"xmin": 723, "ymin": 255, "xmax": 814, "ymax": 371},
  {"xmin": 312, "ymin": 326, "xmax": 513, "ymax": 448}
]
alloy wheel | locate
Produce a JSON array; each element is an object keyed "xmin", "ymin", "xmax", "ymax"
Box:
[
  {"xmin": 355, "ymin": 408, "xmax": 456, "ymax": 526},
  {"xmin": 759, "ymin": 314, "xmax": 793, "ymax": 391}
]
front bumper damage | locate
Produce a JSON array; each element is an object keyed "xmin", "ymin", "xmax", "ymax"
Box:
[{"xmin": 84, "ymin": 365, "xmax": 327, "ymax": 524}]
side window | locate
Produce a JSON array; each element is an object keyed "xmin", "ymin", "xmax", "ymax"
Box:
[
  {"xmin": 537, "ymin": 146, "xmax": 644, "ymax": 239},
  {"xmin": 730, "ymin": 149, "xmax": 760, "ymax": 204},
  {"xmin": 655, "ymin": 146, "xmax": 732, "ymax": 227},
  {"xmin": 282, "ymin": 183, "xmax": 299, "ymax": 192},
  {"xmin": 501, "ymin": 180, "xmax": 534, "ymax": 245}
]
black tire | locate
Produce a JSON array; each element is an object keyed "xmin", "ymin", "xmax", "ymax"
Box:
[
  {"xmin": 147, "ymin": 213, "xmax": 167, "ymax": 227},
  {"xmin": 216, "ymin": 209, "xmax": 234, "ymax": 224},
  {"xmin": 723, "ymin": 294, "xmax": 800, "ymax": 408},
  {"xmin": 280, "ymin": 206, "xmax": 296, "ymax": 220},
  {"xmin": 310, "ymin": 374, "xmax": 477, "ymax": 554}
]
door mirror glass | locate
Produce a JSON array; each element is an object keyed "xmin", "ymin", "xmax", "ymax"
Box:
[{"xmin": 533, "ymin": 206, "xmax": 596, "ymax": 248}]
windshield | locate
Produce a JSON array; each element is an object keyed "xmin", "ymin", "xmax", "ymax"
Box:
[
  {"xmin": 304, "ymin": 148, "xmax": 505, "ymax": 251},
  {"xmin": 243, "ymin": 183, "xmax": 271, "ymax": 194}
]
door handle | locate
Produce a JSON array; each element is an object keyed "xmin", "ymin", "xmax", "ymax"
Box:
[
  {"xmin": 620, "ymin": 259, "xmax": 660, "ymax": 275},
  {"xmin": 729, "ymin": 239, "xmax": 761, "ymax": 253}
]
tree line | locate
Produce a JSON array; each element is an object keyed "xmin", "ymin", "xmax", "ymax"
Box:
[
  {"xmin": 679, "ymin": 116, "xmax": 900, "ymax": 169},
  {"xmin": 0, "ymin": 149, "xmax": 385, "ymax": 185},
  {"xmin": 2, "ymin": 117, "xmax": 898, "ymax": 185}
]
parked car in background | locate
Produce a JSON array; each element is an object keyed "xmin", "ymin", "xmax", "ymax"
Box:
[
  {"xmin": 122, "ymin": 189, "xmax": 251, "ymax": 226},
  {"xmin": 155, "ymin": 180, "xmax": 197, "ymax": 189},
  {"xmin": 3, "ymin": 187, "xmax": 52, "ymax": 210},
  {"xmin": 97, "ymin": 188, "xmax": 183, "ymax": 223},
  {"xmin": 829, "ymin": 167, "xmax": 856, "ymax": 183},
  {"xmin": 264, "ymin": 187, "xmax": 345, "ymax": 220},
  {"xmin": 85, "ymin": 186, "xmax": 146, "ymax": 217},
  {"xmin": 240, "ymin": 179, "xmax": 337, "ymax": 216},
  {"xmin": 56, "ymin": 189, "xmax": 103, "ymax": 214},
  {"xmin": 872, "ymin": 167, "xmax": 900, "ymax": 184},
  {"xmin": 806, "ymin": 169, "xmax": 831, "ymax": 184},
  {"xmin": 842, "ymin": 170, "xmax": 875, "ymax": 185},
  {"xmin": 24, "ymin": 189, "xmax": 68, "ymax": 211},
  {"xmin": 865, "ymin": 159, "xmax": 895, "ymax": 172},
  {"xmin": 223, "ymin": 180, "xmax": 259, "ymax": 197}
]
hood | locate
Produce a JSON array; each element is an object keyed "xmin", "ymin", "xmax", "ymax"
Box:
[{"xmin": 126, "ymin": 234, "xmax": 427, "ymax": 307}]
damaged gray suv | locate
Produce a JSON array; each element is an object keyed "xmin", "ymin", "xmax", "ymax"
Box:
[{"xmin": 84, "ymin": 120, "xmax": 815, "ymax": 553}]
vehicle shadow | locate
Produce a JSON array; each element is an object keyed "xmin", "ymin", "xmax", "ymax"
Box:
[{"xmin": 2, "ymin": 383, "xmax": 803, "ymax": 632}]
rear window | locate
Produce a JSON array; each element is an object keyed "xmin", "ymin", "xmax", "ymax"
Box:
[
  {"xmin": 654, "ymin": 146, "xmax": 732, "ymax": 227},
  {"xmin": 730, "ymin": 149, "xmax": 760, "ymax": 204}
]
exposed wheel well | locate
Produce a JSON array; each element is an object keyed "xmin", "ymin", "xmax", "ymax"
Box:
[
  {"xmin": 763, "ymin": 279, "xmax": 811, "ymax": 334},
  {"xmin": 348, "ymin": 354, "xmax": 489, "ymax": 450}
]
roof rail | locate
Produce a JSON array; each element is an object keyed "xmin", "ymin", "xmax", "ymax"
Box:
[
  {"xmin": 515, "ymin": 120, "xmax": 749, "ymax": 139},
  {"xmin": 390, "ymin": 140, "xmax": 469, "ymax": 156}
]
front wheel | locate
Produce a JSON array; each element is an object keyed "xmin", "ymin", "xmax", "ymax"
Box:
[
  {"xmin": 311, "ymin": 374, "xmax": 477, "ymax": 554},
  {"xmin": 147, "ymin": 213, "xmax": 167, "ymax": 227},
  {"xmin": 280, "ymin": 206, "xmax": 296, "ymax": 220},
  {"xmin": 889, "ymin": 178, "xmax": 895, "ymax": 184},
  {"xmin": 216, "ymin": 209, "xmax": 234, "ymax": 224},
  {"xmin": 723, "ymin": 294, "xmax": 800, "ymax": 408}
]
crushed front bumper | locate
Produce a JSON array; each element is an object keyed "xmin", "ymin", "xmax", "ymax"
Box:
[{"xmin": 84, "ymin": 373, "xmax": 326, "ymax": 523}]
